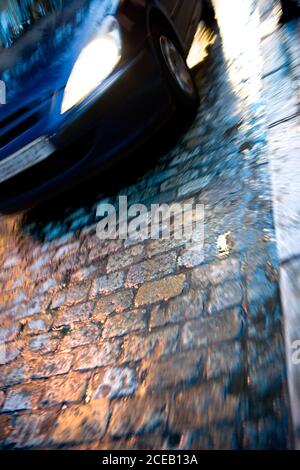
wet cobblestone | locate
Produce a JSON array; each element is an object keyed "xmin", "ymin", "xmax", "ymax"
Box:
[{"xmin": 0, "ymin": 0, "xmax": 294, "ymax": 449}]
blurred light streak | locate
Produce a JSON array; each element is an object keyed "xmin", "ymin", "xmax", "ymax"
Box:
[
  {"xmin": 213, "ymin": 0, "xmax": 264, "ymax": 107},
  {"xmin": 187, "ymin": 21, "xmax": 217, "ymax": 68},
  {"xmin": 217, "ymin": 231, "xmax": 231, "ymax": 257}
]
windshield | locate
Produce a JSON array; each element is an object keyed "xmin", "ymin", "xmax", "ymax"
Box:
[{"xmin": 0, "ymin": 0, "xmax": 64, "ymax": 48}]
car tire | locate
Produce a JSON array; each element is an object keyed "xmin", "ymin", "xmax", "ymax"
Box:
[{"xmin": 151, "ymin": 24, "xmax": 199, "ymax": 116}]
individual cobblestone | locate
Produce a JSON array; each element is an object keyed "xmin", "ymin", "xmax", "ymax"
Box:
[
  {"xmin": 149, "ymin": 288, "xmax": 204, "ymax": 328},
  {"xmin": 22, "ymin": 314, "xmax": 53, "ymax": 336},
  {"xmin": 107, "ymin": 244, "xmax": 145, "ymax": 273},
  {"xmin": 169, "ymin": 383, "xmax": 240, "ymax": 432},
  {"xmin": 248, "ymin": 357, "xmax": 286, "ymax": 398},
  {"xmin": 189, "ymin": 425, "xmax": 239, "ymax": 450},
  {"xmin": 51, "ymin": 400, "xmax": 109, "ymax": 445},
  {"xmin": 0, "ymin": 391, "xmax": 4, "ymax": 408},
  {"xmin": 51, "ymin": 284, "xmax": 90, "ymax": 309},
  {"xmin": 89, "ymin": 272, "xmax": 124, "ymax": 298},
  {"xmin": 178, "ymin": 176, "xmax": 213, "ymax": 197},
  {"xmin": 102, "ymin": 309, "xmax": 146, "ymax": 339},
  {"xmin": 40, "ymin": 371, "xmax": 90, "ymax": 407},
  {"xmin": 53, "ymin": 241, "xmax": 80, "ymax": 261},
  {"xmin": 160, "ymin": 169, "xmax": 199, "ymax": 192},
  {"xmin": 36, "ymin": 278, "xmax": 58, "ymax": 295},
  {"xmin": 205, "ymin": 342, "xmax": 243, "ymax": 380},
  {"xmin": 89, "ymin": 367, "xmax": 138, "ymax": 399},
  {"xmin": 88, "ymin": 238, "xmax": 123, "ymax": 262},
  {"xmin": 27, "ymin": 332, "xmax": 61, "ymax": 355},
  {"xmin": 16, "ymin": 296, "xmax": 50, "ymax": 320},
  {"xmin": 135, "ymin": 274, "xmax": 185, "ymax": 307},
  {"xmin": 207, "ymin": 281, "xmax": 243, "ymax": 313},
  {"xmin": 191, "ymin": 257, "xmax": 241, "ymax": 287},
  {"xmin": 0, "ymin": 416, "xmax": 12, "ymax": 443},
  {"xmin": 146, "ymin": 238, "xmax": 186, "ymax": 258},
  {"xmin": 142, "ymin": 352, "xmax": 204, "ymax": 391},
  {"xmin": 70, "ymin": 263, "xmax": 104, "ymax": 283},
  {"xmin": 177, "ymin": 245, "xmax": 204, "ymax": 269},
  {"xmin": 2, "ymin": 383, "xmax": 42, "ymax": 412},
  {"xmin": 0, "ymin": 321, "xmax": 20, "ymax": 343},
  {"xmin": 126, "ymin": 253, "xmax": 177, "ymax": 288},
  {"xmin": 4, "ymin": 411, "xmax": 58, "ymax": 448},
  {"xmin": 92, "ymin": 290, "xmax": 134, "ymax": 322},
  {"xmin": 181, "ymin": 309, "xmax": 243, "ymax": 350},
  {"xmin": 109, "ymin": 396, "xmax": 168, "ymax": 438},
  {"xmin": 27, "ymin": 352, "xmax": 73, "ymax": 380},
  {"xmin": 53, "ymin": 302, "xmax": 94, "ymax": 327},
  {"xmin": 59, "ymin": 323, "xmax": 100, "ymax": 350},
  {"xmin": 242, "ymin": 416, "xmax": 287, "ymax": 450},
  {"xmin": 122, "ymin": 326, "xmax": 179, "ymax": 363},
  {"xmin": 0, "ymin": 339, "xmax": 24, "ymax": 365},
  {"xmin": 73, "ymin": 340, "xmax": 122, "ymax": 370}
]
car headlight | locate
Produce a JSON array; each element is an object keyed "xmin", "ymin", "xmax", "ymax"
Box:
[{"xmin": 61, "ymin": 16, "xmax": 121, "ymax": 114}]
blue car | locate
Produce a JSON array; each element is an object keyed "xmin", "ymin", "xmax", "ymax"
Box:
[{"xmin": 0, "ymin": 0, "xmax": 214, "ymax": 211}]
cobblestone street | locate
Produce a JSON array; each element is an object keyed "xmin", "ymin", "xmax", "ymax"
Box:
[{"xmin": 0, "ymin": 0, "xmax": 298, "ymax": 449}]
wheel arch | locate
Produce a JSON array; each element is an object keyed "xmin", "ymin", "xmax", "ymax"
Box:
[{"xmin": 146, "ymin": 3, "xmax": 186, "ymax": 57}]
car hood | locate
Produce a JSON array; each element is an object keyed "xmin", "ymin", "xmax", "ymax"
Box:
[{"xmin": 0, "ymin": 0, "xmax": 120, "ymax": 119}]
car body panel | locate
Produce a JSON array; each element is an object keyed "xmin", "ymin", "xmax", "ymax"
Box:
[
  {"xmin": 0, "ymin": 0, "xmax": 204, "ymax": 210},
  {"xmin": 174, "ymin": 0, "xmax": 200, "ymax": 44}
]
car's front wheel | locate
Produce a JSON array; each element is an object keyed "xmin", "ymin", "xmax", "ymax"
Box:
[{"xmin": 151, "ymin": 24, "xmax": 199, "ymax": 115}]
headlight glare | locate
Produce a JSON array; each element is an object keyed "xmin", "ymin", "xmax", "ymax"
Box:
[{"xmin": 61, "ymin": 17, "xmax": 121, "ymax": 114}]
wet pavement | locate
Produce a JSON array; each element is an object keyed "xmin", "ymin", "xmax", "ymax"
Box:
[{"xmin": 0, "ymin": 0, "xmax": 298, "ymax": 449}]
